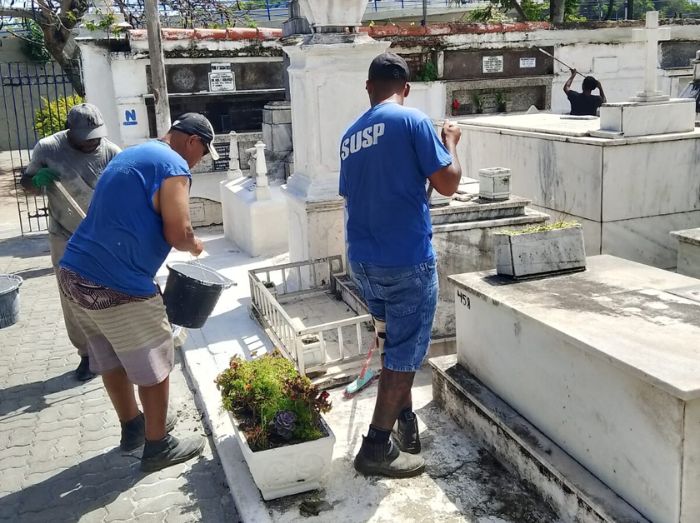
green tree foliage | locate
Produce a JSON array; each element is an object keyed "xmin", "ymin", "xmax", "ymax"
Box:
[
  {"xmin": 21, "ymin": 20, "xmax": 51, "ymax": 63},
  {"xmin": 34, "ymin": 95, "xmax": 84, "ymax": 139}
]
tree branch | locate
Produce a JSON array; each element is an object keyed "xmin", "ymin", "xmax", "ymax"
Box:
[
  {"xmin": 4, "ymin": 26, "xmax": 38, "ymax": 44},
  {"xmin": 510, "ymin": 0, "xmax": 528, "ymax": 20},
  {"xmin": 0, "ymin": 6, "xmax": 39, "ymax": 20}
]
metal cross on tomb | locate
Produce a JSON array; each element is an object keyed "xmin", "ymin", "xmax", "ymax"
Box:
[{"xmin": 632, "ymin": 11, "xmax": 671, "ymax": 102}]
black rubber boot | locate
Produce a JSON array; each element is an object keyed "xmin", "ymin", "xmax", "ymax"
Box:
[
  {"xmin": 120, "ymin": 411, "xmax": 178, "ymax": 451},
  {"xmin": 141, "ymin": 434, "xmax": 204, "ymax": 472},
  {"xmin": 353, "ymin": 436, "xmax": 425, "ymax": 478},
  {"xmin": 75, "ymin": 356, "xmax": 96, "ymax": 382},
  {"xmin": 392, "ymin": 411, "xmax": 421, "ymax": 455}
]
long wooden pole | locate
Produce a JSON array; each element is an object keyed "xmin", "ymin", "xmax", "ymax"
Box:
[
  {"xmin": 538, "ymin": 48, "xmax": 585, "ymax": 78},
  {"xmin": 145, "ymin": 0, "xmax": 171, "ymax": 136}
]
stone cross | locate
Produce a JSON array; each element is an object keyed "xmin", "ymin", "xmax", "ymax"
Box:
[
  {"xmin": 254, "ymin": 141, "xmax": 271, "ymax": 201},
  {"xmin": 227, "ymin": 131, "xmax": 243, "ymax": 180},
  {"xmin": 632, "ymin": 11, "xmax": 670, "ymax": 102}
]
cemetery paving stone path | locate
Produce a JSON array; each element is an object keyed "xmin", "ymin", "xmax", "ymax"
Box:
[{"xmin": 0, "ymin": 233, "xmax": 239, "ymax": 522}]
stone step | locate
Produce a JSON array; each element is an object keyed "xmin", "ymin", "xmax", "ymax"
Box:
[{"xmin": 430, "ymin": 195, "xmax": 531, "ymax": 225}]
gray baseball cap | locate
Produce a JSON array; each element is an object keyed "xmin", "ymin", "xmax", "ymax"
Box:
[{"xmin": 66, "ymin": 103, "xmax": 108, "ymax": 141}]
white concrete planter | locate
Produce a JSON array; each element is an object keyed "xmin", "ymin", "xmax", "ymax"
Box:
[
  {"xmin": 494, "ymin": 225, "xmax": 586, "ymax": 278},
  {"xmin": 230, "ymin": 413, "xmax": 335, "ymax": 500},
  {"xmin": 297, "ymin": 0, "xmax": 368, "ymax": 29},
  {"xmin": 479, "ymin": 167, "xmax": 511, "ymax": 200}
]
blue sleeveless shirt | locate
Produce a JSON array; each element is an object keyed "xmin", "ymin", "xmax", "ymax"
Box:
[{"xmin": 61, "ymin": 141, "xmax": 191, "ymax": 297}]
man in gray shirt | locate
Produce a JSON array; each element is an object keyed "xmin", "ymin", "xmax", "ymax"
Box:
[{"xmin": 21, "ymin": 103, "xmax": 121, "ymax": 381}]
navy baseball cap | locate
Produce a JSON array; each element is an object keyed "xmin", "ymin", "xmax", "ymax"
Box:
[
  {"xmin": 368, "ymin": 52, "xmax": 410, "ymax": 82},
  {"xmin": 171, "ymin": 113, "xmax": 219, "ymax": 161}
]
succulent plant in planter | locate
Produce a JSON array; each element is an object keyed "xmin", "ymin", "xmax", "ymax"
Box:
[
  {"xmin": 216, "ymin": 350, "xmax": 331, "ymax": 451},
  {"xmin": 494, "ymin": 221, "xmax": 586, "ymax": 279},
  {"xmin": 215, "ymin": 351, "xmax": 335, "ymax": 500}
]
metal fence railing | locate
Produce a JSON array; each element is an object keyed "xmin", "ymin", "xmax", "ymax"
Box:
[
  {"xmin": 0, "ymin": 61, "xmax": 77, "ymax": 234},
  {"xmin": 248, "ymin": 256, "xmax": 374, "ymax": 380}
]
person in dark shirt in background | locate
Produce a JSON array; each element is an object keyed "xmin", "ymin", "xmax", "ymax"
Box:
[{"xmin": 564, "ymin": 69, "xmax": 607, "ymax": 116}]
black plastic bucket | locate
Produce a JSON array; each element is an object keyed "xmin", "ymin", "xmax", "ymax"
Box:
[
  {"xmin": 0, "ymin": 274, "xmax": 23, "ymax": 329},
  {"xmin": 163, "ymin": 262, "xmax": 233, "ymax": 328}
]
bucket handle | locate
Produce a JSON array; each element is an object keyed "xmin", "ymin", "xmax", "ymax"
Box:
[{"xmin": 221, "ymin": 275, "xmax": 236, "ymax": 289}]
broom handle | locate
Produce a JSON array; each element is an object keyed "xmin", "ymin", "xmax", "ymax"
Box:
[
  {"xmin": 53, "ymin": 180, "xmax": 87, "ymax": 219},
  {"xmin": 358, "ymin": 338, "xmax": 377, "ymax": 380},
  {"xmin": 537, "ymin": 48, "xmax": 586, "ymax": 78}
]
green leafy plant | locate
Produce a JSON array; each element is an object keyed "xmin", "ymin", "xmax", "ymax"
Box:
[
  {"xmin": 501, "ymin": 220, "xmax": 580, "ymax": 236},
  {"xmin": 21, "ymin": 20, "xmax": 51, "ymax": 63},
  {"xmin": 215, "ymin": 351, "xmax": 332, "ymax": 451},
  {"xmin": 417, "ymin": 60, "xmax": 439, "ymax": 82},
  {"xmin": 84, "ymin": 12, "xmax": 117, "ymax": 32},
  {"xmin": 495, "ymin": 91, "xmax": 507, "ymax": 112},
  {"xmin": 34, "ymin": 95, "xmax": 84, "ymax": 139},
  {"xmin": 471, "ymin": 93, "xmax": 484, "ymax": 114}
]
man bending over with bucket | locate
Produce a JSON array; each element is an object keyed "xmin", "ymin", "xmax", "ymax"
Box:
[
  {"xmin": 58, "ymin": 113, "xmax": 218, "ymax": 471},
  {"xmin": 340, "ymin": 53, "xmax": 462, "ymax": 477}
]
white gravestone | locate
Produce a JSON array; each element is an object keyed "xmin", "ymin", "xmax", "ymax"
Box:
[
  {"xmin": 227, "ymin": 131, "xmax": 243, "ymax": 180},
  {"xmin": 594, "ymin": 11, "xmax": 696, "ymax": 138}
]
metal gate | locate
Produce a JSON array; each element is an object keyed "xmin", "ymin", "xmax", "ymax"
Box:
[{"xmin": 0, "ymin": 61, "xmax": 78, "ymax": 234}]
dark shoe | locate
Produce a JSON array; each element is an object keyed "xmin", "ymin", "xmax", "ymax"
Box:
[
  {"xmin": 354, "ymin": 436, "xmax": 425, "ymax": 478},
  {"xmin": 140, "ymin": 434, "xmax": 204, "ymax": 472},
  {"xmin": 392, "ymin": 411, "xmax": 421, "ymax": 454},
  {"xmin": 120, "ymin": 411, "xmax": 178, "ymax": 451},
  {"xmin": 75, "ymin": 356, "xmax": 96, "ymax": 382}
]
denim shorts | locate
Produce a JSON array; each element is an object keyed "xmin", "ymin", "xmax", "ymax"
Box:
[{"xmin": 350, "ymin": 260, "xmax": 438, "ymax": 372}]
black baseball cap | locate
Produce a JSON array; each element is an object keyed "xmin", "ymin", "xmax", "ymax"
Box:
[
  {"xmin": 368, "ymin": 52, "xmax": 410, "ymax": 83},
  {"xmin": 170, "ymin": 113, "xmax": 219, "ymax": 161}
]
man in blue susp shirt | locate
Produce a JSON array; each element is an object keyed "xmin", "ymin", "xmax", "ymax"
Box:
[
  {"xmin": 340, "ymin": 53, "xmax": 462, "ymax": 478},
  {"xmin": 59, "ymin": 113, "xmax": 218, "ymax": 472}
]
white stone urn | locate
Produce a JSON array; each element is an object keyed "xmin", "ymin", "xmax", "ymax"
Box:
[
  {"xmin": 230, "ymin": 413, "xmax": 336, "ymax": 500},
  {"xmin": 297, "ymin": 0, "xmax": 368, "ymax": 30}
]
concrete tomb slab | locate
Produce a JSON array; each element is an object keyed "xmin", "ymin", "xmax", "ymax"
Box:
[{"xmin": 450, "ymin": 255, "xmax": 700, "ymax": 523}]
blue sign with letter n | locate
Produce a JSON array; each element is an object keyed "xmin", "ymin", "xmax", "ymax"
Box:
[{"xmin": 123, "ymin": 109, "xmax": 137, "ymax": 126}]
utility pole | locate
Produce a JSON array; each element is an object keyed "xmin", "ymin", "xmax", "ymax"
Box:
[
  {"xmin": 145, "ymin": 0, "xmax": 171, "ymax": 136},
  {"xmin": 421, "ymin": 0, "xmax": 427, "ymax": 26}
]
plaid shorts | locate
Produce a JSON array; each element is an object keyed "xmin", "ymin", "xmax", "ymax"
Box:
[{"xmin": 57, "ymin": 268, "xmax": 174, "ymax": 386}]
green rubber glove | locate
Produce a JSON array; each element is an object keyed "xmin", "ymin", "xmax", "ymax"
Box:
[{"xmin": 32, "ymin": 167, "xmax": 59, "ymax": 189}]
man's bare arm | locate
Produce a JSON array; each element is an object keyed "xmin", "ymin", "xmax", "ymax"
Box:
[
  {"xmin": 563, "ymin": 68, "xmax": 577, "ymax": 94},
  {"xmin": 428, "ymin": 121, "xmax": 462, "ymax": 197},
  {"xmin": 158, "ymin": 176, "xmax": 203, "ymax": 256},
  {"xmin": 597, "ymin": 80, "xmax": 607, "ymax": 104}
]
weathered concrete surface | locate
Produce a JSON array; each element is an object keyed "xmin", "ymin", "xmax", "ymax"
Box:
[
  {"xmin": 451, "ymin": 255, "xmax": 700, "ymax": 523},
  {"xmin": 0, "ymin": 233, "xmax": 238, "ymax": 523},
  {"xmin": 431, "ymin": 183, "xmax": 548, "ymax": 339},
  {"xmin": 431, "ymin": 355, "xmax": 647, "ymax": 523},
  {"xmin": 671, "ymin": 228, "xmax": 700, "ymax": 279},
  {"xmin": 173, "ymin": 229, "xmax": 561, "ymax": 523}
]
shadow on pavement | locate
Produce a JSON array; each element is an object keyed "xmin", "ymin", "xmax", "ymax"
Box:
[
  {"xmin": 0, "ymin": 439, "xmax": 224, "ymax": 521},
  {"xmin": 0, "ymin": 234, "xmax": 50, "ymax": 260},
  {"xmin": 11, "ymin": 267, "xmax": 54, "ymax": 281},
  {"xmin": 0, "ymin": 371, "xmax": 83, "ymax": 417},
  {"xmin": 0, "ymin": 448, "xmax": 142, "ymax": 521}
]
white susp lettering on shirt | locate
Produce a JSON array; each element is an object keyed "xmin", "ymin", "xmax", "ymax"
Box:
[{"xmin": 340, "ymin": 123, "xmax": 385, "ymax": 160}]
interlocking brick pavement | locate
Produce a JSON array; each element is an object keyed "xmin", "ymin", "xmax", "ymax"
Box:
[{"xmin": 0, "ymin": 234, "xmax": 239, "ymax": 522}]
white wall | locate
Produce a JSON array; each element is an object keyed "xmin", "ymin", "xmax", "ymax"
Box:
[{"xmin": 81, "ymin": 44, "xmax": 123, "ymax": 147}]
